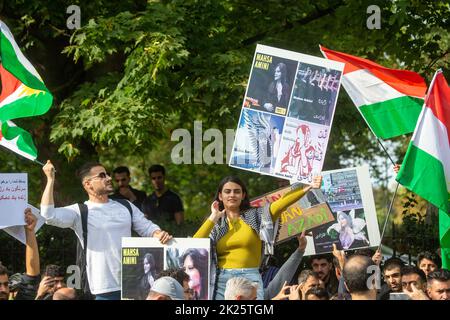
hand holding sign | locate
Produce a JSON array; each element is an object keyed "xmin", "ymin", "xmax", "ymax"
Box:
[{"xmin": 24, "ymin": 208, "xmax": 37, "ymax": 232}]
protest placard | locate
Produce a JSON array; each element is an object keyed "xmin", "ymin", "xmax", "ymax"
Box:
[
  {"xmin": 121, "ymin": 237, "xmax": 210, "ymax": 300},
  {"xmin": 0, "ymin": 173, "xmax": 27, "ymax": 229},
  {"xmin": 302, "ymin": 165, "xmax": 381, "ymax": 255},
  {"xmin": 230, "ymin": 44, "xmax": 344, "ymax": 184},
  {"xmin": 2, "ymin": 204, "xmax": 45, "ymax": 245},
  {"xmin": 250, "ymin": 184, "xmax": 335, "ymax": 243}
]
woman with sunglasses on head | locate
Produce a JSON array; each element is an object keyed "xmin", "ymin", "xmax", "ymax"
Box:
[
  {"xmin": 40, "ymin": 160, "xmax": 173, "ymax": 300},
  {"xmin": 194, "ymin": 175, "xmax": 322, "ymax": 300}
]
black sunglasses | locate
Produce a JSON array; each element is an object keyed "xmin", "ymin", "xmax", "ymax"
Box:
[{"xmin": 86, "ymin": 172, "xmax": 109, "ymax": 181}]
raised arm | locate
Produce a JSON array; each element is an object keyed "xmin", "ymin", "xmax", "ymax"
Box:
[
  {"xmin": 40, "ymin": 160, "xmax": 78, "ymax": 228},
  {"xmin": 265, "ymin": 231, "xmax": 307, "ymax": 300},
  {"xmin": 24, "ymin": 208, "xmax": 40, "ymax": 277},
  {"xmin": 269, "ymin": 176, "xmax": 322, "ymax": 220},
  {"xmin": 41, "ymin": 160, "xmax": 55, "ymax": 206}
]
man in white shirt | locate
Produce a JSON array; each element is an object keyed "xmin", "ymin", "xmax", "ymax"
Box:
[{"xmin": 40, "ymin": 160, "xmax": 172, "ymax": 300}]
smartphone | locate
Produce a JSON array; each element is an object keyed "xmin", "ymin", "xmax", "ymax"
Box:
[{"xmin": 389, "ymin": 292, "xmax": 410, "ymax": 300}]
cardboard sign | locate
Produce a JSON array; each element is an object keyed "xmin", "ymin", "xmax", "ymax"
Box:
[
  {"xmin": 301, "ymin": 165, "xmax": 381, "ymax": 255},
  {"xmin": 276, "ymin": 203, "xmax": 335, "ymax": 244},
  {"xmin": 250, "ymin": 184, "xmax": 335, "ymax": 243},
  {"xmin": 230, "ymin": 44, "xmax": 344, "ymax": 184},
  {"xmin": 0, "ymin": 173, "xmax": 27, "ymax": 229},
  {"xmin": 121, "ymin": 237, "xmax": 210, "ymax": 300}
]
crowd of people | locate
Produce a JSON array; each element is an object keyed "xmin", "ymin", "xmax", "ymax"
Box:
[{"xmin": 0, "ymin": 161, "xmax": 448, "ymax": 301}]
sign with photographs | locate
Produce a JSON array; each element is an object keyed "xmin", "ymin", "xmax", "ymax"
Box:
[
  {"xmin": 301, "ymin": 165, "xmax": 381, "ymax": 255},
  {"xmin": 121, "ymin": 238, "xmax": 210, "ymax": 300},
  {"xmin": 230, "ymin": 45, "xmax": 344, "ymax": 184},
  {"xmin": 250, "ymin": 185, "xmax": 335, "ymax": 244}
]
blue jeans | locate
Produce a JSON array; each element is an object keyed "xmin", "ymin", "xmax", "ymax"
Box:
[
  {"xmin": 214, "ymin": 268, "xmax": 264, "ymax": 300},
  {"xmin": 95, "ymin": 291, "xmax": 121, "ymax": 300}
]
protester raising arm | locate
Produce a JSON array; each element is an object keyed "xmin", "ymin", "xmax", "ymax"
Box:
[
  {"xmin": 269, "ymin": 175, "xmax": 322, "ymax": 221},
  {"xmin": 264, "ymin": 231, "xmax": 308, "ymax": 300},
  {"xmin": 40, "ymin": 160, "xmax": 79, "ymax": 228},
  {"xmin": 24, "ymin": 209, "xmax": 40, "ymax": 277}
]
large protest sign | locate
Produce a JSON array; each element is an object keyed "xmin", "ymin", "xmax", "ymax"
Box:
[
  {"xmin": 250, "ymin": 185, "xmax": 335, "ymax": 243},
  {"xmin": 0, "ymin": 173, "xmax": 27, "ymax": 229},
  {"xmin": 121, "ymin": 237, "xmax": 210, "ymax": 300},
  {"xmin": 230, "ymin": 44, "xmax": 344, "ymax": 183},
  {"xmin": 302, "ymin": 165, "xmax": 381, "ymax": 255}
]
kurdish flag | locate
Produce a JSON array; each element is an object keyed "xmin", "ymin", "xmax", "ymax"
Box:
[
  {"xmin": 396, "ymin": 70, "xmax": 450, "ymax": 268},
  {"xmin": 0, "ymin": 120, "xmax": 37, "ymax": 160},
  {"xmin": 320, "ymin": 46, "xmax": 427, "ymax": 139},
  {"xmin": 0, "ymin": 20, "xmax": 53, "ymax": 122}
]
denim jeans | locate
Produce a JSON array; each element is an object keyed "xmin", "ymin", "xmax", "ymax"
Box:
[
  {"xmin": 95, "ymin": 290, "xmax": 121, "ymax": 300},
  {"xmin": 214, "ymin": 268, "xmax": 264, "ymax": 300}
]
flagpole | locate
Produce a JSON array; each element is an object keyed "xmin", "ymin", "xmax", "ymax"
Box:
[
  {"xmin": 378, "ymin": 181, "xmax": 399, "ymax": 251},
  {"xmin": 376, "ymin": 137, "xmax": 396, "ymax": 166},
  {"xmin": 33, "ymin": 159, "xmax": 46, "ymax": 166}
]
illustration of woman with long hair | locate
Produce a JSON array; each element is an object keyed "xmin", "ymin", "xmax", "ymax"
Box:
[{"xmin": 327, "ymin": 210, "xmax": 369, "ymax": 250}]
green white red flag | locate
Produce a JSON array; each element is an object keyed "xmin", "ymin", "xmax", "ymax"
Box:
[
  {"xmin": 320, "ymin": 46, "xmax": 427, "ymax": 139},
  {"xmin": 396, "ymin": 70, "xmax": 450, "ymax": 268},
  {"xmin": 0, "ymin": 20, "xmax": 52, "ymax": 161}
]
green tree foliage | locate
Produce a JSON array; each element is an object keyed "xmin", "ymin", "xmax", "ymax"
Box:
[{"xmin": 0, "ymin": 0, "xmax": 449, "ymax": 271}]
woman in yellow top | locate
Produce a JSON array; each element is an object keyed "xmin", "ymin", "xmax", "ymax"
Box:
[{"xmin": 194, "ymin": 175, "xmax": 322, "ymax": 300}]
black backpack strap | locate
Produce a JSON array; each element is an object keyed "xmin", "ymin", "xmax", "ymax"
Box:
[
  {"xmin": 115, "ymin": 198, "xmax": 133, "ymax": 216},
  {"xmin": 78, "ymin": 203, "xmax": 89, "ymax": 249}
]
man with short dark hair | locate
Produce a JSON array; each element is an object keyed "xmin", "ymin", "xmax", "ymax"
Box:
[
  {"xmin": 111, "ymin": 166, "xmax": 147, "ymax": 210},
  {"xmin": 426, "ymin": 269, "xmax": 450, "ymax": 300},
  {"xmin": 378, "ymin": 257, "xmax": 404, "ymax": 300},
  {"xmin": 343, "ymin": 255, "xmax": 377, "ymax": 300},
  {"xmin": 416, "ymin": 251, "xmax": 441, "ymax": 277},
  {"xmin": 401, "ymin": 265, "xmax": 429, "ymax": 300},
  {"xmin": 35, "ymin": 265, "xmax": 66, "ymax": 300},
  {"xmin": 142, "ymin": 164, "xmax": 184, "ymax": 225},
  {"xmin": 310, "ymin": 254, "xmax": 338, "ymax": 296},
  {"xmin": 41, "ymin": 160, "xmax": 172, "ymax": 300}
]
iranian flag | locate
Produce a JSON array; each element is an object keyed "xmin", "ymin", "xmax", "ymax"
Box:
[
  {"xmin": 396, "ymin": 70, "xmax": 450, "ymax": 268},
  {"xmin": 320, "ymin": 46, "xmax": 427, "ymax": 139},
  {"xmin": 0, "ymin": 120, "xmax": 37, "ymax": 160},
  {"xmin": 0, "ymin": 20, "xmax": 53, "ymax": 122}
]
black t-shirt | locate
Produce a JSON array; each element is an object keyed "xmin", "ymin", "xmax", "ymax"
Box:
[
  {"xmin": 14, "ymin": 274, "xmax": 41, "ymax": 300},
  {"xmin": 110, "ymin": 186, "xmax": 147, "ymax": 211},
  {"xmin": 142, "ymin": 189, "xmax": 184, "ymax": 222}
]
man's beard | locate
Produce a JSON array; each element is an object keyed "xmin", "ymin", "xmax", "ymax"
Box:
[{"xmin": 0, "ymin": 292, "xmax": 8, "ymax": 300}]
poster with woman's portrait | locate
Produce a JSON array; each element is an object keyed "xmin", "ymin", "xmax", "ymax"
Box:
[
  {"xmin": 230, "ymin": 45, "xmax": 344, "ymax": 184},
  {"xmin": 121, "ymin": 238, "xmax": 210, "ymax": 300},
  {"xmin": 166, "ymin": 247, "xmax": 209, "ymax": 300},
  {"xmin": 121, "ymin": 247, "xmax": 164, "ymax": 300},
  {"xmin": 300, "ymin": 165, "xmax": 381, "ymax": 256},
  {"xmin": 244, "ymin": 54, "xmax": 297, "ymax": 116}
]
